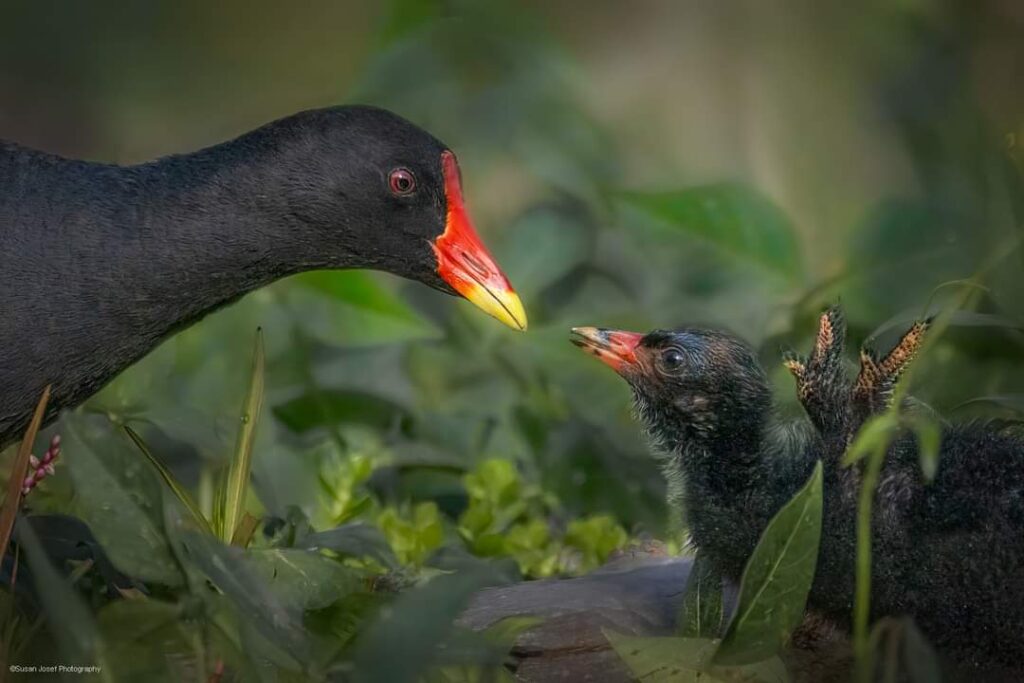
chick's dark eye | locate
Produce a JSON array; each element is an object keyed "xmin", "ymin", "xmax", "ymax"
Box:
[
  {"xmin": 662, "ymin": 349, "xmax": 684, "ymax": 369},
  {"xmin": 388, "ymin": 168, "xmax": 416, "ymax": 195}
]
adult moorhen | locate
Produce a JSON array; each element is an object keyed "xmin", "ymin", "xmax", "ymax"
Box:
[
  {"xmin": 570, "ymin": 315, "xmax": 1024, "ymax": 667},
  {"xmin": 0, "ymin": 105, "xmax": 526, "ymax": 447}
]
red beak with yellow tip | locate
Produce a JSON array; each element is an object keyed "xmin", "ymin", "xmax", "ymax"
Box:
[
  {"xmin": 432, "ymin": 151, "xmax": 527, "ymax": 331},
  {"xmin": 570, "ymin": 326, "xmax": 645, "ymax": 375}
]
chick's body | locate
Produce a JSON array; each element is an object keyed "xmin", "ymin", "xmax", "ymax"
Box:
[{"xmin": 571, "ymin": 316, "xmax": 1024, "ymax": 667}]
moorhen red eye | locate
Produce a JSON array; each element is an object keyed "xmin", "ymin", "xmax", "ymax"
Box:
[
  {"xmin": 0, "ymin": 105, "xmax": 528, "ymax": 447},
  {"xmin": 388, "ymin": 168, "xmax": 416, "ymax": 195},
  {"xmin": 572, "ymin": 310, "xmax": 1024, "ymax": 668}
]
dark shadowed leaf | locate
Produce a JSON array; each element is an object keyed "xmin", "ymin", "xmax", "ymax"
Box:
[
  {"xmin": 98, "ymin": 599, "xmax": 194, "ymax": 682},
  {"xmin": 678, "ymin": 550, "xmax": 723, "ymax": 638},
  {"xmin": 351, "ymin": 566, "xmax": 504, "ymax": 683},
  {"xmin": 605, "ymin": 631, "xmax": 789, "ymax": 683},
  {"xmin": 714, "ymin": 461, "xmax": 822, "ymax": 666},
  {"xmin": 273, "ymin": 389, "xmax": 410, "ymax": 434},
  {"xmin": 903, "ymin": 618, "xmax": 942, "ymax": 683},
  {"xmin": 246, "ymin": 548, "xmax": 365, "ymax": 611},
  {"xmin": 123, "ymin": 424, "xmax": 212, "ymax": 534},
  {"xmin": 62, "ymin": 412, "xmax": 183, "ymax": 586},
  {"xmin": 616, "ymin": 184, "xmax": 803, "ymax": 282},
  {"xmin": 15, "ymin": 518, "xmax": 99, "ymax": 666},
  {"xmin": 298, "ymin": 522, "xmax": 400, "ymax": 569},
  {"xmin": 180, "ymin": 531, "xmax": 308, "ymax": 664}
]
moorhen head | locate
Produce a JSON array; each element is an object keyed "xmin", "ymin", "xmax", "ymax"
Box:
[{"xmin": 0, "ymin": 105, "xmax": 525, "ymax": 445}]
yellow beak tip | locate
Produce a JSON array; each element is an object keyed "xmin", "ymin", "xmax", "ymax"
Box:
[{"xmin": 462, "ymin": 283, "xmax": 528, "ymax": 331}]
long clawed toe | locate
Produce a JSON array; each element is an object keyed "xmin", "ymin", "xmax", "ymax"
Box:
[
  {"xmin": 784, "ymin": 306, "xmax": 849, "ymax": 429},
  {"xmin": 853, "ymin": 319, "xmax": 931, "ymax": 413}
]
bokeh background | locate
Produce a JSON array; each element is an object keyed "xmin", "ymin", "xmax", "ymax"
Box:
[
  {"xmin": 1, "ymin": 1, "xmax": 1023, "ymax": 676},
  {"xmin": 5, "ymin": 0, "xmax": 1023, "ymax": 537}
]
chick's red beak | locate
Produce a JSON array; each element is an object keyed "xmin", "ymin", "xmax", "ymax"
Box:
[
  {"xmin": 432, "ymin": 151, "xmax": 527, "ymax": 331},
  {"xmin": 570, "ymin": 327, "xmax": 645, "ymax": 375}
]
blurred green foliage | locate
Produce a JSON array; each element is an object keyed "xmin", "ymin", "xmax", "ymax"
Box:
[{"xmin": 1, "ymin": 0, "xmax": 1023, "ymax": 680}]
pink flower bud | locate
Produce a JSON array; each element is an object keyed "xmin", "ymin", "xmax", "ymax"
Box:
[{"xmin": 29, "ymin": 455, "xmax": 40, "ymax": 468}]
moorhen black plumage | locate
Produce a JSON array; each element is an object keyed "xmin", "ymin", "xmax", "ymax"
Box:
[
  {"xmin": 784, "ymin": 306, "xmax": 1024, "ymax": 667},
  {"xmin": 571, "ymin": 316, "xmax": 1024, "ymax": 667},
  {"xmin": 0, "ymin": 106, "xmax": 526, "ymax": 447}
]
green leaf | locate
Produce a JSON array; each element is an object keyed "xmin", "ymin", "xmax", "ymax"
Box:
[
  {"xmin": 905, "ymin": 414, "xmax": 941, "ymax": 481},
  {"xmin": 842, "ymin": 413, "xmax": 898, "ymax": 466},
  {"xmin": 351, "ymin": 567, "xmax": 503, "ymax": 683},
  {"xmin": 218, "ymin": 328, "xmax": 265, "ymax": 544},
  {"xmin": 180, "ymin": 531, "xmax": 308, "ymax": 664},
  {"xmin": 123, "ymin": 425, "xmax": 212, "ymax": 534},
  {"xmin": 605, "ymin": 631, "xmax": 789, "ymax": 683},
  {"xmin": 678, "ymin": 551, "xmax": 723, "ymax": 638},
  {"xmin": 292, "ymin": 271, "xmax": 441, "ymax": 346},
  {"xmin": 298, "ymin": 523, "xmax": 400, "ymax": 569},
  {"xmin": 497, "ymin": 207, "xmax": 591, "ymax": 302},
  {"xmin": 714, "ymin": 461, "xmax": 823, "ymax": 666},
  {"xmin": 616, "ymin": 183, "xmax": 803, "ymax": 282},
  {"xmin": 62, "ymin": 413, "xmax": 183, "ymax": 586},
  {"xmin": 246, "ymin": 548, "xmax": 364, "ymax": 611},
  {"xmin": 98, "ymin": 599, "xmax": 194, "ymax": 682},
  {"xmin": 15, "ymin": 518, "xmax": 100, "ymax": 666},
  {"xmin": 273, "ymin": 389, "xmax": 409, "ymax": 434}
]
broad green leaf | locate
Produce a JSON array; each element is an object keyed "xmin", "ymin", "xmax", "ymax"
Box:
[
  {"xmin": 714, "ymin": 461, "xmax": 823, "ymax": 666},
  {"xmin": 98, "ymin": 599, "xmax": 194, "ymax": 682},
  {"xmin": 63, "ymin": 413, "xmax": 183, "ymax": 586},
  {"xmin": 218, "ymin": 329, "xmax": 265, "ymax": 544},
  {"xmin": 678, "ymin": 551, "xmax": 723, "ymax": 638},
  {"xmin": 497, "ymin": 207, "xmax": 591, "ymax": 302},
  {"xmin": 616, "ymin": 184, "xmax": 803, "ymax": 282},
  {"xmin": 605, "ymin": 631, "xmax": 789, "ymax": 683},
  {"xmin": 246, "ymin": 548, "xmax": 364, "ymax": 611},
  {"xmin": 273, "ymin": 389, "xmax": 410, "ymax": 434},
  {"xmin": 298, "ymin": 522, "xmax": 400, "ymax": 569},
  {"xmin": 351, "ymin": 566, "xmax": 503, "ymax": 683},
  {"xmin": 180, "ymin": 531, "xmax": 308, "ymax": 664},
  {"xmin": 292, "ymin": 271, "xmax": 441, "ymax": 346},
  {"xmin": 16, "ymin": 518, "xmax": 100, "ymax": 666}
]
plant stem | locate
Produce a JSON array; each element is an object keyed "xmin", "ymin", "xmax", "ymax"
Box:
[{"xmin": 853, "ymin": 439, "xmax": 888, "ymax": 682}]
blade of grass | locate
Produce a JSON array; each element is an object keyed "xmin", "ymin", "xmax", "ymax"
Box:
[
  {"xmin": 123, "ymin": 424, "xmax": 213, "ymax": 535},
  {"xmin": 229, "ymin": 512, "xmax": 259, "ymax": 548},
  {"xmin": 0, "ymin": 385, "xmax": 51, "ymax": 564},
  {"xmin": 218, "ymin": 329, "xmax": 265, "ymax": 544}
]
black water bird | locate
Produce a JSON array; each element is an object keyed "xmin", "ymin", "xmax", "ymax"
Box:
[
  {"xmin": 0, "ymin": 106, "xmax": 526, "ymax": 447},
  {"xmin": 571, "ymin": 314, "xmax": 1024, "ymax": 667}
]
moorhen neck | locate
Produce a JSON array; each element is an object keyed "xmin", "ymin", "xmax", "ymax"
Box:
[{"xmin": 0, "ymin": 105, "xmax": 526, "ymax": 447}]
